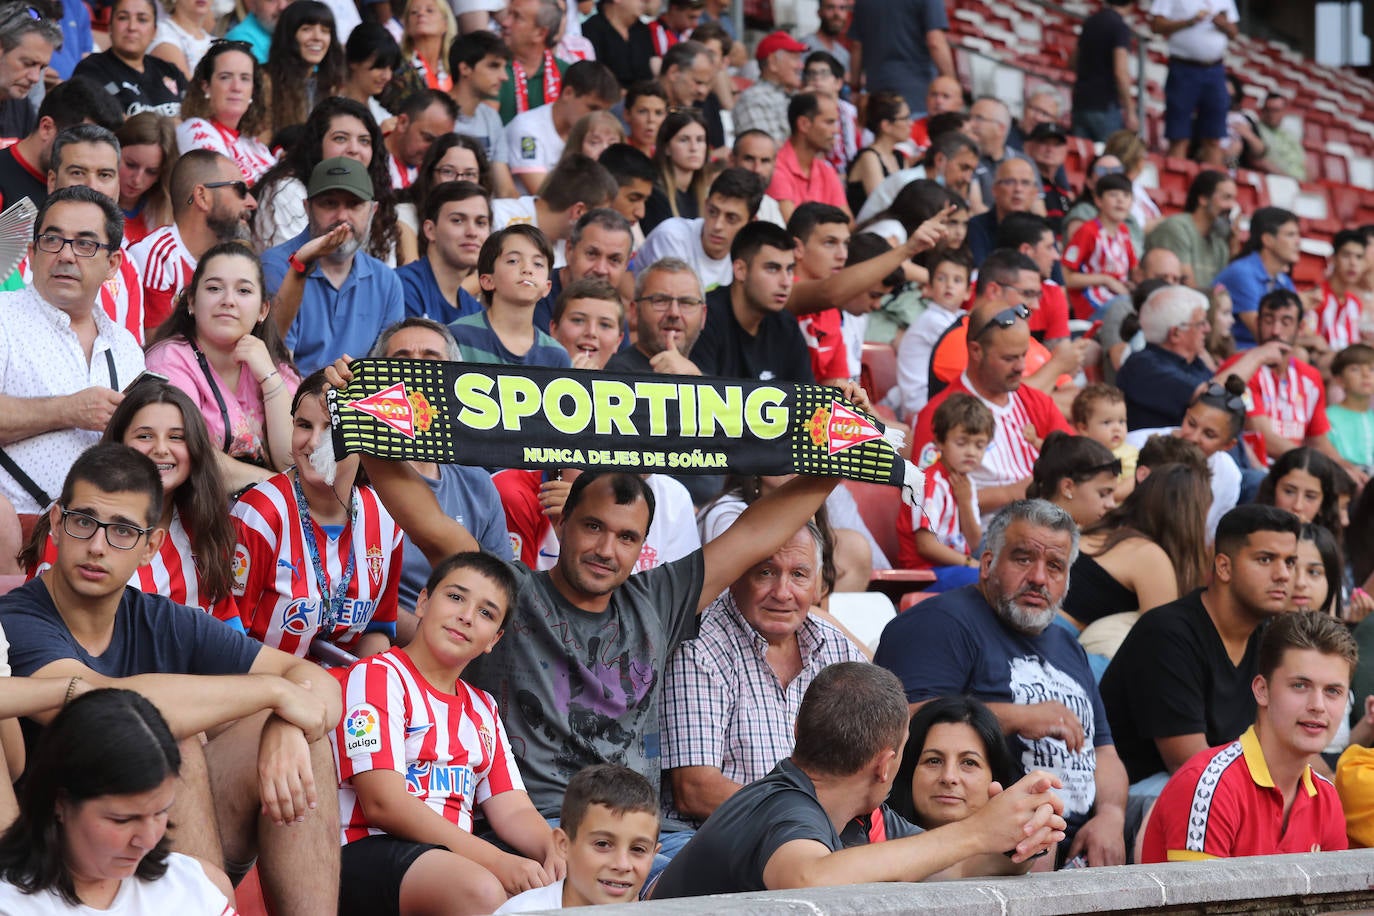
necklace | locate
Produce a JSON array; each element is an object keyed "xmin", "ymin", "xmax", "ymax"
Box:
[{"xmin": 292, "ymin": 471, "xmax": 356, "ymax": 634}]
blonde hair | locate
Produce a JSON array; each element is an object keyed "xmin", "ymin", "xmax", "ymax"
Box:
[{"xmin": 400, "ymin": 0, "xmax": 457, "ymax": 78}]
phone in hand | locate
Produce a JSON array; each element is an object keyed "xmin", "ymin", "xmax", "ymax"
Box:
[{"xmin": 122, "ymin": 370, "xmax": 169, "ymax": 393}]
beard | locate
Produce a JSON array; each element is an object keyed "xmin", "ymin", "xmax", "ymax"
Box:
[
  {"xmin": 207, "ymin": 210, "xmax": 251, "ymax": 243},
  {"xmin": 988, "ymin": 582, "xmax": 1062, "ymax": 635}
]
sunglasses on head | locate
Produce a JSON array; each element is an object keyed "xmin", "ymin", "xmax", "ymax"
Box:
[
  {"xmin": 1200, "ymin": 382, "xmax": 1247, "ymax": 415},
  {"xmin": 971, "ymin": 304, "xmax": 1030, "ymax": 341}
]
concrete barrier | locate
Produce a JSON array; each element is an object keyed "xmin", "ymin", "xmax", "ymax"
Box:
[{"xmin": 526, "ymin": 851, "xmax": 1374, "ymax": 915}]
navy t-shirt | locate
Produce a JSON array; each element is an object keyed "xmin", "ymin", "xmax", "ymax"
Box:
[
  {"xmin": 398, "ymin": 257, "xmax": 483, "ymax": 326},
  {"xmin": 874, "ymin": 585, "xmax": 1112, "ymax": 830},
  {"xmin": 1073, "ymin": 8, "xmax": 1132, "ymax": 111},
  {"xmin": 1, "ymin": 578, "xmax": 261, "ymax": 678}
]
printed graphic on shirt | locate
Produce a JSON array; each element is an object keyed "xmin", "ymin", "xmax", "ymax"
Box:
[{"xmin": 1007, "ymin": 654, "xmax": 1097, "ymax": 817}]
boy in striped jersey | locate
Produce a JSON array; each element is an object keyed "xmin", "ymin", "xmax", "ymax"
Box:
[
  {"xmin": 334, "ymin": 551, "xmax": 561, "ymax": 916},
  {"xmin": 1141, "ymin": 611, "xmax": 1353, "ymax": 863},
  {"xmin": 898, "ymin": 393, "xmax": 991, "ymax": 590}
]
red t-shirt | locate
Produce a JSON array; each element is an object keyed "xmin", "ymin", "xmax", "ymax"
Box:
[
  {"xmin": 1218, "ymin": 353, "xmax": 1330, "ymax": 465},
  {"xmin": 798, "ymin": 308, "xmax": 850, "ymax": 382},
  {"xmin": 1141, "ymin": 726, "xmax": 1347, "ymax": 863}
]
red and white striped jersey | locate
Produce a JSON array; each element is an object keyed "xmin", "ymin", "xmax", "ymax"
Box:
[
  {"xmin": 129, "ymin": 223, "xmax": 196, "ymax": 334},
  {"xmin": 17, "ymin": 247, "xmax": 146, "ymax": 344},
  {"xmin": 1063, "ymin": 218, "xmax": 1136, "ymax": 318},
  {"xmin": 1317, "ymin": 283, "xmax": 1363, "ymax": 351},
  {"xmin": 1221, "ymin": 355, "xmax": 1331, "ymax": 464},
  {"xmin": 388, "ymin": 151, "xmax": 416, "ymax": 190},
  {"xmin": 913, "ymin": 374, "xmax": 1070, "ymax": 520},
  {"xmin": 230, "ymin": 475, "xmax": 403, "ymax": 657},
  {"xmin": 29, "ymin": 507, "xmax": 240, "ymax": 624},
  {"xmin": 896, "ymin": 461, "xmax": 978, "ymax": 568},
  {"xmin": 647, "ymin": 18, "xmax": 684, "ymax": 56},
  {"xmin": 176, "ymin": 117, "xmax": 277, "ymax": 185},
  {"xmin": 334, "ymin": 647, "xmax": 524, "ymax": 844}
]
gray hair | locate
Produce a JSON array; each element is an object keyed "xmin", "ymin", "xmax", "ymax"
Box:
[
  {"xmin": 51, "ymin": 124, "xmax": 121, "ymax": 176},
  {"xmin": 971, "ymin": 95, "xmax": 1010, "ymax": 127},
  {"xmin": 0, "ymin": 3, "xmax": 63, "ymax": 54},
  {"xmin": 568, "ymin": 207, "xmax": 632, "ymax": 252},
  {"xmin": 535, "ymin": 0, "xmax": 563, "ymax": 46},
  {"xmin": 634, "ymin": 256, "xmax": 703, "ymax": 301},
  {"xmin": 1139, "ymin": 284, "xmax": 1207, "ymax": 346},
  {"xmin": 983, "ymin": 499, "xmax": 1080, "ymax": 568},
  {"xmin": 369, "ymin": 317, "xmax": 460, "ymax": 361}
]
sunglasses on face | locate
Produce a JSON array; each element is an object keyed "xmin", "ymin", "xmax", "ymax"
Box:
[{"xmin": 188, "ymin": 179, "xmax": 250, "ymax": 204}]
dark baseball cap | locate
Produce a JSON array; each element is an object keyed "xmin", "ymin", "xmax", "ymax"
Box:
[
  {"xmin": 1027, "ymin": 122, "xmax": 1068, "ymax": 144},
  {"xmin": 307, "ymin": 157, "xmax": 374, "ymax": 201}
]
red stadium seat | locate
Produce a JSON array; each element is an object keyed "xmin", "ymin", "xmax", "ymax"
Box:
[
  {"xmin": 899, "ymin": 591, "xmax": 937, "ymax": 612},
  {"xmin": 860, "ymin": 343, "xmax": 897, "ymax": 405},
  {"xmin": 1323, "ymin": 154, "xmax": 1350, "ymax": 186}
]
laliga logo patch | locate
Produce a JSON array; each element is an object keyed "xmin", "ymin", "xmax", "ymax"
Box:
[
  {"xmin": 231, "ymin": 545, "xmax": 250, "ymax": 593},
  {"xmin": 520, "ymin": 136, "xmax": 537, "ymax": 160},
  {"xmin": 345, "ymin": 382, "xmax": 436, "ymax": 439},
  {"xmin": 367, "ymin": 545, "xmax": 385, "ymax": 587},
  {"xmin": 917, "ymin": 441, "xmax": 940, "ymax": 470},
  {"xmin": 343, "ymin": 704, "xmax": 381, "ymax": 756},
  {"xmin": 806, "ymin": 400, "xmax": 885, "ymax": 455}
]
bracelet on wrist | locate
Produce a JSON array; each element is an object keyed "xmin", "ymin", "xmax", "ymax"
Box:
[
  {"xmin": 64, "ymin": 675, "xmax": 82, "ymax": 705},
  {"xmin": 258, "ymin": 369, "xmax": 280, "ymax": 385}
]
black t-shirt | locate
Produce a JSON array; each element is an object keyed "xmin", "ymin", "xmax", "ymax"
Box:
[
  {"xmin": 604, "ymin": 347, "xmax": 654, "ymax": 373},
  {"xmin": 0, "ymin": 144, "xmax": 47, "ymax": 211},
  {"xmin": 1073, "ymin": 8, "xmax": 1132, "ymax": 110},
  {"xmin": 581, "ymin": 13, "xmax": 654, "ymax": 88},
  {"xmin": 652, "ymin": 759, "xmax": 842, "ymax": 898},
  {"xmin": 72, "ymin": 50, "xmax": 187, "ymax": 118},
  {"xmin": 690, "ymin": 286, "xmax": 816, "ymax": 384},
  {"xmin": 0, "ymin": 97, "xmax": 35, "ymax": 143},
  {"xmin": 1100, "ymin": 589, "xmax": 1263, "ymax": 784}
]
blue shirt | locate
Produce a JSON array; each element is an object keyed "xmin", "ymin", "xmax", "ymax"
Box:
[
  {"xmin": 397, "ymin": 257, "xmax": 483, "ymax": 324},
  {"xmin": 224, "ymin": 14, "xmax": 273, "ymax": 64},
  {"xmin": 263, "ymin": 229, "xmax": 405, "ymax": 375},
  {"xmin": 875, "ymin": 584, "xmax": 1112, "ymax": 831},
  {"xmin": 447, "ymin": 310, "xmax": 572, "ymax": 367},
  {"xmin": 48, "ymin": 0, "xmax": 93, "ymax": 80},
  {"xmin": 398, "ymin": 464, "xmax": 510, "ymax": 610},
  {"xmin": 1116, "ymin": 342, "xmax": 1214, "ymax": 430},
  {"xmin": 1214, "ymin": 252, "xmax": 1295, "ymax": 349}
]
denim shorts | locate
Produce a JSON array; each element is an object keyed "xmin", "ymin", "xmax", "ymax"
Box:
[{"xmin": 1164, "ymin": 60, "xmax": 1229, "ymax": 141}]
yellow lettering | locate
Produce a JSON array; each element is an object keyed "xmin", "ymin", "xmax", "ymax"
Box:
[
  {"xmin": 698, "ymin": 385, "xmax": 743, "ymax": 437},
  {"xmin": 635, "ymin": 382, "xmax": 678, "ymax": 436},
  {"xmin": 590, "ymin": 380, "xmax": 639, "ymax": 435},
  {"xmin": 544, "ymin": 378, "xmax": 593, "ymax": 434},
  {"xmin": 497, "ymin": 375, "xmax": 543, "ymax": 431},
  {"xmin": 746, "ymin": 388, "xmax": 789, "ymax": 439},
  {"xmin": 679, "ymin": 383, "xmax": 697, "ymax": 436},
  {"xmin": 454, "ymin": 373, "xmax": 499, "ymax": 430}
]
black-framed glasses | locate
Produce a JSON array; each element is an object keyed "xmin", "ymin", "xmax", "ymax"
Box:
[
  {"xmin": 434, "ymin": 165, "xmax": 481, "ymax": 182},
  {"xmin": 1199, "ymin": 382, "xmax": 1247, "ymax": 415},
  {"xmin": 59, "ymin": 508, "xmax": 153, "ymax": 550},
  {"xmin": 188, "ymin": 180, "xmax": 249, "ymax": 205},
  {"xmin": 34, "ymin": 233, "xmax": 115, "ymax": 258},
  {"xmin": 637, "ymin": 294, "xmax": 705, "ymax": 312},
  {"xmin": 971, "ymin": 304, "xmax": 1030, "ymax": 341}
]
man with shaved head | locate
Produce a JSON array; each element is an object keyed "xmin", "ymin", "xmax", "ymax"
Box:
[
  {"xmin": 908, "ymin": 74, "xmax": 965, "ymax": 152},
  {"xmin": 914, "ymin": 287, "xmax": 1071, "ymax": 520},
  {"xmin": 129, "ymin": 149, "xmax": 258, "ymax": 331}
]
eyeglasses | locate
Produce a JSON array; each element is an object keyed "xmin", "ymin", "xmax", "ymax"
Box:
[
  {"xmin": 637, "ymin": 294, "xmax": 705, "ymax": 311},
  {"xmin": 996, "ymin": 178, "xmax": 1039, "ymax": 189},
  {"xmin": 59, "ymin": 508, "xmax": 153, "ymax": 550},
  {"xmin": 1199, "ymin": 382, "xmax": 1247, "ymax": 415},
  {"xmin": 971, "ymin": 303, "xmax": 1030, "ymax": 341},
  {"xmin": 189, "ymin": 179, "xmax": 249, "ymax": 204},
  {"xmin": 1006, "ymin": 285, "xmax": 1043, "ymax": 302},
  {"xmin": 1092, "ymin": 163, "xmax": 1124, "ymax": 177},
  {"xmin": 434, "ymin": 166, "xmax": 481, "ymax": 182},
  {"xmin": 34, "ymin": 233, "xmax": 115, "ymax": 258}
]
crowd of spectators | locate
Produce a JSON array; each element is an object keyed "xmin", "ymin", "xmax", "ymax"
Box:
[{"xmin": 0, "ymin": 0, "xmax": 1373, "ymax": 912}]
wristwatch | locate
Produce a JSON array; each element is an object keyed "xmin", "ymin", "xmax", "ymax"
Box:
[{"xmin": 288, "ymin": 252, "xmax": 310, "ymax": 275}]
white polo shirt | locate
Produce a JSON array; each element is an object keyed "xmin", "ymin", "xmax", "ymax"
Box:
[
  {"xmin": 1149, "ymin": 0, "xmax": 1237, "ymax": 62},
  {"xmin": 0, "ymin": 287, "xmax": 145, "ymax": 513}
]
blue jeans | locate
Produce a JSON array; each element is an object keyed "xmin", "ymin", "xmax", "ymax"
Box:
[{"xmin": 1071, "ymin": 106, "xmax": 1124, "ymax": 142}]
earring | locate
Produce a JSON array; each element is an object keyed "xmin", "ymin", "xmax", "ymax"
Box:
[{"xmin": 204, "ymin": 91, "xmax": 211, "ymax": 99}]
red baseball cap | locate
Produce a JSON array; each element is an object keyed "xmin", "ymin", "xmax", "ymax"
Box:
[{"xmin": 755, "ymin": 31, "xmax": 808, "ymax": 61}]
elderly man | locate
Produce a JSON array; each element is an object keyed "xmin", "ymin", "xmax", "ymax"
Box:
[
  {"xmin": 263, "ymin": 157, "xmax": 404, "ymax": 375},
  {"xmin": 660, "ymin": 521, "xmax": 865, "ymax": 826},
  {"xmin": 1098, "ymin": 248, "xmax": 1184, "ymax": 384},
  {"xmin": 1007, "ymin": 89, "xmax": 1063, "ymax": 151},
  {"xmin": 1115, "ymin": 285, "xmax": 1218, "ymax": 430},
  {"xmin": 876, "ymin": 500, "xmax": 1129, "ymax": 867},
  {"xmin": 606, "ymin": 256, "xmax": 706, "ymax": 374},
  {"xmin": 0, "ymin": 186, "xmax": 145, "ymax": 527},
  {"xmin": 968, "ymin": 156, "xmax": 1039, "ymax": 266},
  {"xmin": 1144, "ymin": 170, "xmax": 1236, "ymax": 289},
  {"xmin": 652, "ymin": 663, "xmax": 1067, "ymax": 897},
  {"xmin": 968, "ymin": 96, "xmax": 1037, "ymax": 207},
  {"xmin": 734, "ymin": 31, "xmax": 807, "ymax": 144}
]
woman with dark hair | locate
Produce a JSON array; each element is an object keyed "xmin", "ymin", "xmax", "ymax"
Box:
[
  {"xmin": 72, "ymin": 0, "xmax": 187, "ymax": 119},
  {"xmin": 251, "ymin": 96, "xmax": 407, "ymax": 264},
  {"xmin": 0, "ymin": 689, "xmax": 233, "ymax": 912},
  {"xmin": 1026, "ymin": 431, "xmax": 1121, "ymax": 530},
  {"xmin": 230, "ymin": 371, "xmax": 404, "ymax": 660},
  {"xmin": 1256, "ymin": 446, "xmax": 1344, "ymax": 537},
  {"xmin": 1063, "ymin": 462, "xmax": 1211, "ymax": 635},
  {"xmin": 397, "ymin": 132, "xmax": 491, "ymax": 238},
  {"xmin": 642, "ymin": 108, "xmax": 709, "ymax": 235},
  {"xmin": 846, "ymin": 91, "xmax": 910, "ymax": 215},
  {"xmin": 263, "ymin": 1, "xmax": 345, "ymax": 138},
  {"xmin": 19, "ymin": 380, "xmax": 240, "ymax": 621},
  {"xmin": 857, "ymin": 177, "xmax": 950, "ymax": 247},
  {"xmin": 177, "ymin": 40, "xmax": 276, "ymax": 184},
  {"xmin": 1293, "ymin": 522, "xmax": 1342, "ymax": 617},
  {"xmin": 341, "ymin": 22, "xmax": 403, "ymax": 131},
  {"xmin": 146, "ymin": 243, "xmax": 299, "ymax": 493}
]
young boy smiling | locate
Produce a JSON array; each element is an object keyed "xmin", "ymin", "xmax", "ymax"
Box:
[
  {"xmin": 1141, "ymin": 611, "xmax": 1354, "ymax": 863},
  {"xmin": 498, "ymin": 764, "xmax": 662, "ymax": 911},
  {"xmin": 333, "ymin": 552, "xmax": 562, "ymax": 916}
]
